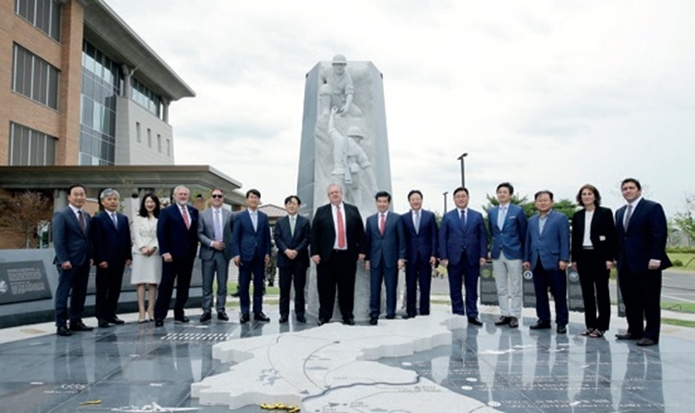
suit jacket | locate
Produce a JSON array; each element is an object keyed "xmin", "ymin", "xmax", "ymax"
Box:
[
  {"xmin": 310, "ymin": 202, "xmax": 366, "ymax": 262},
  {"xmin": 615, "ymin": 199, "xmax": 672, "ymax": 272},
  {"xmin": 365, "ymin": 212, "xmax": 406, "ymax": 269},
  {"xmin": 402, "ymin": 209, "xmax": 438, "ymax": 264},
  {"xmin": 571, "ymin": 206, "xmax": 616, "ymax": 263},
  {"xmin": 157, "ymin": 204, "xmax": 199, "ymax": 261},
  {"xmin": 439, "ymin": 208, "xmax": 487, "ymax": 267},
  {"xmin": 488, "ymin": 203, "xmax": 527, "ymax": 260},
  {"xmin": 231, "ymin": 209, "xmax": 271, "ymax": 262},
  {"xmin": 273, "ymin": 214, "xmax": 311, "ymax": 268},
  {"xmin": 198, "ymin": 207, "xmax": 234, "ymax": 261},
  {"xmin": 91, "ymin": 210, "xmax": 132, "ymax": 265},
  {"xmin": 52, "ymin": 206, "xmax": 92, "ymax": 267},
  {"xmin": 524, "ymin": 210, "xmax": 570, "ymax": 271}
]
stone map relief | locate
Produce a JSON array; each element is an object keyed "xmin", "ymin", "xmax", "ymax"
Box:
[{"xmin": 191, "ymin": 313, "xmax": 500, "ymax": 412}]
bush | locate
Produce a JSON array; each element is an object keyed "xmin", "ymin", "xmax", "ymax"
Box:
[
  {"xmin": 667, "ymin": 246, "xmax": 695, "ymax": 253},
  {"xmin": 673, "ymin": 259, "xmax": 684, "ymax": 267}
]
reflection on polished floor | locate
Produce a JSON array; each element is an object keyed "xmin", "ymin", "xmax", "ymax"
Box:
[{"xmin": 1, "ymin": 308, "xmax": 693, "ymax": 412}]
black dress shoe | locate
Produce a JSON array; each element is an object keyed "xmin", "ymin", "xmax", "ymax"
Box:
[
  {"xmin": 200, "ymin": 312, "xmax": 212, "ymax": 323},
  {"xmin": 107, "ymin": 316, "xmax": 125, "ymax": 325},
  {"xmin": 615, "ymin": 332, "xmax": 641, "ymax": 340},
  {"xmin": 296, "ymin": 314, "xmax": 306, "ymax": 323},
  {"xmin": 155, "ymin": 319, "xmax": 164, "ymax": 327},
  {"xmin": 217, "ymin": 311, "xmax": 229, "ymax": 321},
  {"xmin": 494, "ymin": 316, "xmax": 511, "ymax": 326},
  {"xmin": 240, "ymin": 314, "xmax": 250, "ymax": 324},
  {"xmin": 529, "ymin": 321, "xmax": 551, "ymax": 330},
  {"xmin": 369, "ymin": 317, "xmax": 378, "ymax": 325},
  {"xmin": 69, "ymin": 321, "xmax": 93, "ymax": 332},
  {"xmin": 468, "ymin": 317, "xmax": 483, "ymax": 326},
  {"xmin": 279, "ymin": 315, "xmax": 289, "ymax": 323},
  {"xmin": 231, "ymin": 291, "xmax": 240, "ymax": 298},
  {"xmin": 509, "ymin": 317, "xmax": 519, "ymax": 328},
  {"xmin": 317, "ymin": 318, "xmax": 328, "ymax": 326},
  {"xmin": 98, "ymin": 320, "xmax": 110, "ymax": 328},
  {"xmin": 342, "ymin": 318, "xmax": 355, "ymax": 326},
  {"xmin": 174, "ymin": 316, "xmax": 190, "ymax": 323},
  {"xmin": 56, "ymin": 326, "xmax": 72, "ymax": 336},
  {"xmin": 557, "ymin": 324, "xmax": 567, "ymax": 334},
  {"xmin": 637, "ymin": 338, "xmax": 658, "ymax": 346},
  {"xmin": 254, "ymin": 312, "xmax": 270, "ymax": 322}
]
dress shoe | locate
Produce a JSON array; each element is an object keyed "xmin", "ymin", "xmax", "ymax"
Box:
[
  {"xmin": 217, "ymin": 311, "xmax": 229, "ymax": 321},
  {"xmin": 385, "ymin": 314, "xmax": 395, "ymax": 320},
  {"xmin": 254, "ymin": 312, "xmax": 270, "ymax": 322},
  {"xmin": 296, "ymin": 314, "xmax": 306, "ymax": 323},
  {"xmin": 279, "ymin": 315, "xmax": 289, "ymax": 323},
  {"xmin": 494, "ymin": 316, "xmax": 511, "ymax": 326},
  {"xmin": 369, "ymin": 317, "xmax": 378, "ymax": 325},
  {"xmin": 106, "ymin": 316, "xmax": 125, "ymax": 325},
  {"xmin": 509, "ymin": 317, "xmax": 519, "ymax": 328},
  {"xmin": 468, "ymin": 317, "xmax": 483, "ymax": 326},
  {"xmin": 69, "ymin": 321, "xmax": 93, "ymax": 332},
  {"xmin": 155, "ymin": 319, "xmax": 164, "ymax": 327},
  {"xmin": 231, "ymin": 291, "xmax": 240, "ymax": 298},
  {"xmin": 529, "ymin": 320, "xmax": 551, "ymax": 330},
  {"xmin": 636, "ymin": 338, "xmax": 658, "ymax": 347},
  {"xmin": 240, "ymin": 314, "xmax": 250, "ymax": 324},
  {"xmin": 98, "ymin": 320, "xmax": 111, "ymax": 328},
  {"xmin": 174, "ymin": 316, "xmax": 190, "ymax": 323},
  {"xmin": 557, "ymin": 324, "xmax": 567, "ymax": 334},
  {"xmin": 615, "ymin": 332, "xmax": 641, "ymax": 340},
  {"xmin": 138, "ymin": 319, "xmax": 147, "ymax": 324},
  {"xmin": 56, "ymin": 326, "xmax": 72, "ymax": 337},
  {"xmin": 199, "ymin": 312, "xmax": 212, "ymax": 323},
  {"xmin": 342, "ymin": 318, "xmax": 355, "ymax": 326}
]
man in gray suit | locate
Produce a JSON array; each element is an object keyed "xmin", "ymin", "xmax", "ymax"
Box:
[
  {"xmin": 52, "ymin": 184, "xmax": 94, "ymax": 336},
  {"xmin": 197, "ymin": 188, "xmax": 234, "ymax": 322}
]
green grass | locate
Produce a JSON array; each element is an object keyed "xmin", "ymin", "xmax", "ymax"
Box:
[
  {"xmin": 667, "ymin": 252, "xmax": 695, "ymax": 271},
  {"xmin": 661, "ymin": 302, "xmax": 695, "ymax": 313},
  {"xmin": 662, "ymin": 318, "xmax": 695, "ymax": 328}
]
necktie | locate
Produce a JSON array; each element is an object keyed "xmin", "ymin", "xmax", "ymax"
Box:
[
  {"xmin": 624, "ymin": 204, "xmax": 633, "ymax": 231},
  {"xmin": 78, "ymin": 210, "xmax": 86, "ymax": 233},
  {"xmin": 460, "ymin": 209, "xmax": 467, "ymax": 229},
  {"xmin": 111, "ymin": 213, "xmax": 118, "ymax": 230},
  {"xmin": 497, "ymin": 206, "xmax": 506, "ymax": 230},
  {"xmin": 181, "ymin": 206, "xmax": 190, "ymax": 229},
  {"xmin": 214, "ymin": 209, "xmax": 222, "ymax": 241},
  {"xmin": 336, "ymin": 205, "xmax": 346, "ymax": 249},
  {"xmin": 414, "ymin": 211, "xmax": 420, "ymax": 234},
  {"xmin": 290, "ymin": 216, "xmax": 296, "ymax": 237},
  {"xmin": 379, "ymin": 213, "xmax": 386, "ymax": 236}
]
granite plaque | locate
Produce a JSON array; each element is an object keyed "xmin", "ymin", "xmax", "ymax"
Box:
[
  {"xmin": 0, "ymin": 261, "xmax": 52, "ymax": 304},
  {"xmin": 479, "ymin": 263, "xmax": 498, "ymax": 306},
  {"xmin": 566, "ymin": 269, "xmax": 584, "ymax": 312},
  {"xmin": 522, "ymin": 270, "xmax": 536, "ymax": 308}
]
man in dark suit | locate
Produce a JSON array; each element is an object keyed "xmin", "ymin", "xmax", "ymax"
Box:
[
  {"xmin": 273, "ymin": 195, "xmax": 311, "ymax": 323},
  {"xmin": 232, "ymin": 189, "xmax": 271, "ymax": 323},
  {"xmin": 615, "ymin": 178, "xmax": 671, "ymax": 346},
  {"xmin": 154, "ymin": 185, "xmax": 199, "ymax": 326},
  {"xmin": 91, "ymin": 188, "xmax": 132, "ymax": 328},
  {"xmin": 311, "ymin": 183, "xmax": 366, "ymax": 325},
  {"xmin": 197, "ymin": 188, "xmax": 234, "ymax": 323},
  {"xmin": 439, "ymin": 187, "xmax": 488, "ymax": 326},
  {"xmin": 488, "ymin": 182, "xmax": 527, "ymax": 328},
  {"xmin": 402, "ymin": 190, "xmax": 438, "ymax": 318},
  {"xmin": 52, "ymin": 184, "xmax": 93, "ymax": 336},
  {"xmin": 365, "ymin": 191, "xmax": 406, "ymax": 324},
  {"xmin": 523, "ymin": 190, "xmax": 570, "ymax": 334}
]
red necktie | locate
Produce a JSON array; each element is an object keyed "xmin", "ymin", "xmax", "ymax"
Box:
[
  {"xmin": 181, "ymin": 206, "xmax": 190, "ymax": 229},
  {"xmin": 336, "ymin": 205, "xmax": 346, "ymax": 249},
  {"xmin": 379, "ymin": 213, "xmax": 385, "ymax": 236}
]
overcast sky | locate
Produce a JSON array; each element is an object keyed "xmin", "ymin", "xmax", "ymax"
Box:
[{"xmin": 107, "ymin": 0, "xmax": 693, "ymax": 216}]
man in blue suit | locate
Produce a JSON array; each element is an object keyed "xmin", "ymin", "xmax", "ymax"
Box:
[
  {"xmin": 523, "ymin": 190, "xmax": 570, "ymax": 334},
  {"xmin": 615, "ymin": 178, "xmax": 671, "ymax": 346},
  {"xmin": 52, "ymin": 184, "xmax": 93, "ymax": 336},
  {"xmin": 273, "ymin": 195, "xmax": 311, "ymax": 323},
  {"xmin": 488, "ymin": 182, "xmax": 528, "ymax": 329},
  {"xmin": 232, "ymin": 189, "xmax": 271, "ymax": 323},
  {"xmin": 197, "ymin": 188, "xmax": 234, "ymax": 323},
  {"xmin": 154, "ymin": 185, "xmax": 199, "ymax": 326},
  {"xmin": 402, "ymin": 190, "xmax": 438, "ymax": 318},
  {"xmin": 439, "ymin": 187, "xmax": 487, "ymax": 326},
  {"xmin": 91, "ymin": 188, "xmax": 132, "ymax": 328},
  {"xmin": 365, "ymin": 191, "xmax": 406, "ymax": 324}
]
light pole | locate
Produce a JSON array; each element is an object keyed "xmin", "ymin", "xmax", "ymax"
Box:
[
  {"xmin": 457, "ymin": 152, "xmax": 468, "ymax": 187},
  {"xmin": 442, "ymin": 191, "xmax": 448, "ymax": 214}
]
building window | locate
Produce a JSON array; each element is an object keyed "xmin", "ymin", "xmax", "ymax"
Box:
[
  {"xmin": 12, "ymin": 43, "xmax": 60, "ymax": 109},
  {"xmin": 157, "ymin": 134, "xmax": 161, "ymax": 152},
  {"xmin": 131, "ymin": 78, "xmax": 163, "ymax": 118},
  {"xmin": 136, "ymin": 122, "xmax": 141, "ymax": 143},
  {"xmin": 9, "ymin": 122, "xmax": 56, "ymax": 166},
  {"xmin": 147, "ymin": 128, "xmax": 152, "ymax": 148},
  {"xmin": 166, "ymin": 138, "xmax": 171, "ymax": 156},
  {"xmin": 15, "ymin": 0, "xmax": 62, "ymax": 42}
]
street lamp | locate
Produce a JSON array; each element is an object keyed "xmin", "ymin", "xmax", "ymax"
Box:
[
  {"xmin": 442, "ymin": 191, "xmax": 448, "ymax": 214},
  {"xmin": 457, "ymin": 152, "xmax": 468, "ymax": 187}
]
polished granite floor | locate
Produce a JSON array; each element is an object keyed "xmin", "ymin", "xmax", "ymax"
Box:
[{"xmin": 1, "ymin": 310, "xmax": 693, "ymax": 413}]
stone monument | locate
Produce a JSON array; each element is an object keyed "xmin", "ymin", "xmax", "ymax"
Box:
[{"xmin": 297, "ymin": 54, "xmax": 393, "ymax": 320}]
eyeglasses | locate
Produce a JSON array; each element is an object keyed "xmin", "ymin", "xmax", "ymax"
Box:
[{"xmin": 211, "ymin": 194, "xmax": 223, "ymax": 199}]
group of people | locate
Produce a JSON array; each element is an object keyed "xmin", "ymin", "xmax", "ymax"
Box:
[{"xmin": 52, "ymin": 178, "xmax": 670, "ymax": 347}]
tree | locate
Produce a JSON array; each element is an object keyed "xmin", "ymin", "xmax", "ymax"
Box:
[
  {"xmin": 481, "ymin": 193, "xmax": 577, "ymax": 220},
  {"xmin": 0, "ymin": 190, "xmax": 53, "ymax": 249},
  {"xmin": 672, "ymin": 195, "xmax": 695, "ymax": 246}
]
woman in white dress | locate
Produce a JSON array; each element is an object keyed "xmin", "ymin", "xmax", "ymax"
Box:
[{"xmin": 131, "ymin": 193, "xmax": 162, "ymax": 323}]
